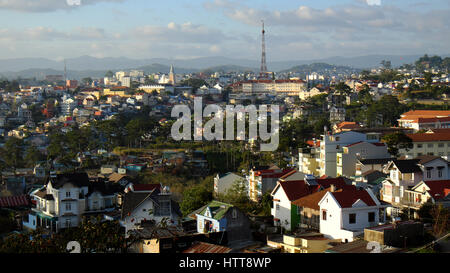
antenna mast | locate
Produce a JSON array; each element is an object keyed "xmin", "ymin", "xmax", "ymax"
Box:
[{"xmin": 259, "ymin": 20, "xmax": 268, "ymax": 79}]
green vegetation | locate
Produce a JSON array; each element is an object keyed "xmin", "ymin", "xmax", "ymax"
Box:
[
  {"xmin": 381, "ymin": 132, "xmax": 413, "ymax": 157},
  {"xmin": 0, "ymin": 217, "xmax": 131, "ymax": 253}
]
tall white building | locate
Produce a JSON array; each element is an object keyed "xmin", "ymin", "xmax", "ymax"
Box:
[
  {"xmin": 319, "ymin": 131, "xmax": 381, "ymax": 178},
  {"xmin": 122, "ymin": 76, "xmax": 131, "ymax": 88}
]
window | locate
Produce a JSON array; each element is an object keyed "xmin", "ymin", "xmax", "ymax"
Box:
[
  {"xmin": 438, "ymin": 143, "xmax": 444, "ymax": 148},
  {"xmin": 276, "ymin": 204, "xmax": 280, "ymax": 211},
  {"xmin": 65, "ymin": 203, "xmax": 71, "ymax": 211},
  {"xmin": 322, "ymin": 210, "xmax": 327, "ymax": 221},
  {"xmin": 66, "ymin": 191, "xmax": 71, "ymax": 198},
  {"xmin": 368, "ymin": 212, "xmax": 375, "ymax": 222},
  {"xmin": 162, "ymin": 243, "xmax": 172, "ymax": 249},
  {"xmin": 438, "ymin": 168, "xmax": 444, "ymax": 178},
  {"xmin": 156, "ymin": 200, "xmax": 171, "ymax": 216},
  {"xmin": 427, "ymin": 170, "xmax": 432, "ymax": 179},
  {"xmin": 349, "ymin": 213, "xmax": 356, "ymax": 224},
  {"xmin": 66, "ymin": 219, "xmax": 71, "ymax": 228},
  {"xmin": 428, "ymin": 143, "xmax": 434, "ymax": 148},
  {"xmin": 417, "ymin": 144, "xmax": 423, "ymax": 148}
]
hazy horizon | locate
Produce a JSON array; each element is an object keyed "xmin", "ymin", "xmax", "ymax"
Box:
[{"xmin": 0, "ymin": 0, "xmax": 448, "ymax": 61}]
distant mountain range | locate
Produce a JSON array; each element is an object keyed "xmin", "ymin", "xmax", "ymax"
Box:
[{"xmin": 0, "ymin": 54, "xmax": 448, "ymax": 80}]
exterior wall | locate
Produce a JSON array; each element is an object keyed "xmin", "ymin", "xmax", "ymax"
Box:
[
  {"xmin": 122, "ymin": 198, "xmax": 174, "ymax": 234},
  {"xmin": 290, "ymin": 204, "xmax": 301, "ymax": 231},
  {"xmin": 196, "ymin": 215, "xmax": 222, "ymax": 234},
  {"xmin": 271, "ymin": 186, "xmax": 292, "ymax": 230},
  {"xmin": 319, "ymin": 192, "xmax": 379, "ymax": 242},
  {"xmin": 421, "ymin": 159, "xmax": 449, "ymax": 181},
  {"xmin": 298, "ymin": 150, "xmax": 320, "ymax": 176},
  {"xmin": 319, "ymin": 131, "xmax": 379, "ymax": 177},
  {"xmin": 399, "ymin": 141, "xmax": 450, "ymax": 159},
  {"xmin": 337, "ymin": 143, "xmax": 390, "ymax": 178}
]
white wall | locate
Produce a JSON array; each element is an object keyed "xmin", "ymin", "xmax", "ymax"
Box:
[
  {"xmin": 319, "ymin": 192, "xmax": 379, "ymax": 242},
  {"xmin": 271, "ymin": 185, "xmax": 292, "ymax": 230}
]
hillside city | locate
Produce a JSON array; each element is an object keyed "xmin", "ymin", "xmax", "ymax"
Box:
[{"xmin": 0, "ymin": 51, "xmax": 449, "ymax": 253}]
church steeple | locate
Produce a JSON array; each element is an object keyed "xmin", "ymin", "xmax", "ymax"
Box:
[{"xmin": 169, "ymin": 64, "xmax": 176, "ymax": 85}]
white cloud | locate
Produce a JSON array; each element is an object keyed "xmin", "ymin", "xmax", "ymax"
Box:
[
  {"xmin": 0, "ymin": 0, "xmax": 126, "ymax": 12},
  {"xmin": 367, "ymin": 0, "xmax": 382, "ymax": 6}
]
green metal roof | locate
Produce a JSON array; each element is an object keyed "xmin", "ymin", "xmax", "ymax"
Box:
[
  {"xmin": 199, "ymin": 200, "xmax": 234, "ymax": 220},
  {"xmin": 369, "ymin": 177, "xmax": 386, "ymax": 185}
]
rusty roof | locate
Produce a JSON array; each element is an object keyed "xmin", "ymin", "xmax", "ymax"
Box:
[{"xmin": 182, "ymin": 242, "xmax": 232, "ymax": 253}]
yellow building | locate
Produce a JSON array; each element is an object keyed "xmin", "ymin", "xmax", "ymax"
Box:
[
  {"xmin": 268, "ymin": 234, "xmax": 340, "ymax": 253},
  {"xmin": 102, "ymin": 87, "xmax": 131, "ymax": 98}
]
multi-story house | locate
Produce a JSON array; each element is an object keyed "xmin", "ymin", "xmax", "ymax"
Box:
[
  {"xmin": 380, "ymin": 156, "xmax": 450, "ymax": 217},
  {"xmin": 298, "ymin": 140, "xmax": 321, "ymax": 176},
  {"xmin": 318, "ymin": 186, "xmax": 388, "ymax": 242},
  {"xmin": 399, "ymin": 129, "xmax": 450, "ymax": 160},
  {"xmin": 60, "ymin": 97, "xmax": 77, "ymax": 116},
  {"xmin": 247, "ymin": 167, "xmax": 293, "ymax": 202},
  {"xmin": 336, "ymin": 141, "xmax": 391, "ymax": 178},
  {"xmin": 318, "ymin": 131, "xmax": 381, "ymax": 178},
  {"xmin": 402, "ymin": 180, "xmax": 450, "ymax": 218},
  {"xmin": 23, "ymin": 173, "xmax": 120, "ymax": 232}
]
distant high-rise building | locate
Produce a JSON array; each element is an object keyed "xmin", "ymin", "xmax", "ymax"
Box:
[{"xmin": 122, "ymin": 76, "xmax": 131, "ymax": 88}]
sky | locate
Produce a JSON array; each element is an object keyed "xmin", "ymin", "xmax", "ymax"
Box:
[{"xmin": 0, "ymin": 0, "xmax": 448, "ymax": 61}]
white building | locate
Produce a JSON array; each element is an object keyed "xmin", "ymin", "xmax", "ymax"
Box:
[
  {"xmin": 336, "ymin": 141, "xmax": 391, "ymax": 178},
  {"xmin": 23, "ymin": 173, "xmax": 119, "ymax": 232},
  {"xmin": 120, "ymin": 185, "xmax": 181, "ymax": 235},
  {"xmin": 381, "ymin": 156, "xmax": 450, "ymax": 217},
  {"xmin": 319, "ymin": 131, "xmax": 381, "ymax": 178},
  {"xmin": 122, "ymin": 76, "xmax": 131, "ymax": 88},
  {"xmin": 318, "ymin": 186, "xmax": 387, "ymax": 242}
]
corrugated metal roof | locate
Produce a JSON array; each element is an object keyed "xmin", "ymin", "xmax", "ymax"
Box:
[
  {"xmin": 182, "ymin": 242, "xmax": 231, "ymax": 253},
  {"xmin": 0, "ymin": 195, "xmax": 30, "ymax": 208}
]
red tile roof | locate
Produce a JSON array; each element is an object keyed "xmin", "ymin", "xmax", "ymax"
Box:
[
  {"xmin": 336, "ymin": 121, "xmax": 360, "ymax": 130},
  {"xmin": 293, "ymin": 188, "xmax": 332, "ymax": 210},
  {"xmin": 422, "ymin": 180, "xmax": 450, "ymax": 200},
  {"xmin": 0, "ymin": 195, "xmax": 30, "ymax": 208},
  {"xmin": 277, "ymin": 177, "xmax": 347, "ymax": 201},
  {"xmin": 132, "ymin": 184, "xmax": 161, "ymax": 192},
  {"xmin": 330, "ymin": 187, "xmax": 377, "ymax": 208},
  {"xmin": 306, "ymin": 140, "xmax": 320, "ymax": 147},
  {"xmin": 258, "ymin": 169, "xmax": 294, "ymax": 178},
  {"xmin": 417, "ymin": 117, "xmax": 450, "ymax": 123},
  {"xmin": 182, "ymin": 242, "xmax": 232, "ymax": 253},
  {"xmin": 399, "ymin": 110, "xmax": 450, "ymax": 121},
  {"xmin": 406, "ymin": 132, "xmax": 450, "ymax": 142}
]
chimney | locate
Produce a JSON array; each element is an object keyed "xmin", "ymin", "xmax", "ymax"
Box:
[{"xmin": 330, "ymin": 184, "xmax": 336, "ymax": 192}]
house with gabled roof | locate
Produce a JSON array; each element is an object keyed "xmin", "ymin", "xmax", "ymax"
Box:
[
  {"xmin": 213, "ymin": 172, "xmax": 245, "ymax": 197},
  {"xmin": 401, "ymin": 180, "xmax": 450, "ymax": 217},
  {"xmin": 194, "ymin": 200, "xmax": 252, "ymax": 243},
  {"xmin": 381, "ymin": 156, "xmax": 450, "ymax": 217},
  {"xmin": 23, "ymin": 173, "xmax": 121, "ymax": 232},
  {"xmin": 120, "ymin": 186, "xmax": 181, "ymax": 235},
  {"xmin": 271, "ymin": 176, "xmax": 347, "ymax": 231},
  {"xmin": 318, "ymin": 186, "xmax": 388, "ymax": 242}
]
